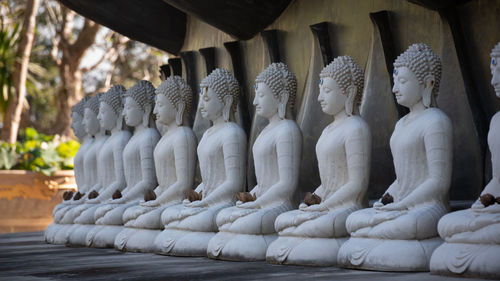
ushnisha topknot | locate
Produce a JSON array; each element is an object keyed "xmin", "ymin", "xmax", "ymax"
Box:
[
  {"xmin": 491, "ymin": 42, "xmax": 500, "ymax": 58},
  {"xmin": 255, "ymin": 62, "xmax": 298, "ymax": 108},
  {"xmin": 72, "ymin": 96, "xmax": 90, "ymax": 117},
  {"xmin": 320, "ymin": 55, "xmax": 364, "ymax": 106},
  {"xmin": 124, "ymin": 80, "xmax": 156, "ymax": 111},
  {"xmin": 85, "ymin": 93, "xmax": 104, "ymax": 115},
  {"xmin": 102, "ymin": 85, "xmax": 126, "ymax": 116},
  {"xmin": 200, "ymin": 68, "xmax": 240, "ymax": 113},
  {"xmin": 394, "ymin": 43, "xmax": 442, "ymax": 97},
  {"xmin": 156, "ymin": 76, "xmax": 193, "ymax": 114}
]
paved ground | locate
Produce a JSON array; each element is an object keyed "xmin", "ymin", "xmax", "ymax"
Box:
[{"xmin": 0, "ymin": 231, "xmax": 488, "ymax": 281}]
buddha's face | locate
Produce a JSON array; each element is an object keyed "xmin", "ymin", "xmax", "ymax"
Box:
[
  {"xmin": 199, "ymin": 87, "xmax": 223, "ymax": 121},
  {"xmin": 491, "ymin": 56, "xmax": 500, "ymax": 98},
  {"xmin": 83, "ymin": 108, "xmax": 100, "ymax": 136},
  {"xmin": 70, "ymin": 112, "xmax": 85, "ymax": 139},
  {"xmin": 153, "ymin": 94, "xmax": 176, "ymax": 125},
  {"xmin": 253, "ymin": 82, "xmax": 279, "ymax": 119},
  {"xmin": 392, "ymin": 67, "xmax": 423, "ymax": 108},
  {"xmin": 123, "ymin": 96, "xmax": 143, "ymax": 127},
  {"xmin": 318, "ymin": 77, "xmax": 346, "ymax": 116},
  {"xmin": 97, "ymin": 102, "xmax": 118, "ymax": 131}
]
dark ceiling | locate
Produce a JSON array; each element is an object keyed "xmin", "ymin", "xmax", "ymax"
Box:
[{"xmin": 58, "ymin": 0, "xmax": 292, "ymax": 54}]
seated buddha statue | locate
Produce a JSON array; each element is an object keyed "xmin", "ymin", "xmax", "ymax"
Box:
[
  {"xmin": 65, "ymin": 85, "xmax": 132, "ymax": 246},
  {"xmin": 207, "ymin": 63, "xmax": 302, "ymax": 261},
  {"xmin": 266, "ymin": 56, "xmax": 371, "ymax": 266},
  {"xmin": 114, "ymin": 76, "xmax": 197, "ymax": 252},
  {"xmin": 337, "ymin": 43, "xmax": 453, "ymax": 271},
  {"xmin": 50, "ymin": 93, "xmax": 109, "ymax": 244},
  {"xmin": 86, "ymin": 80, "xmax": 160, "ymax": 248},
  {"xmin": 45, "ymin": 96, "xmax": 93, "ymax": 243},
  {"xmin": 154, "ymin": 68, "xmax": 247, "ymax": 256},
  {"xmin": 430, "ymin": 42, "xmax": 500, "ymax": 278}
]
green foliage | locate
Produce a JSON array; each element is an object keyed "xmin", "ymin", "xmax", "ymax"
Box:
[{"xmin": 0, "ymin": 127, "xmax": 80, "ymax": 175}]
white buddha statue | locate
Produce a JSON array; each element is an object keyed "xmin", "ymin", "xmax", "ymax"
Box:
[
  {"xmin": 86, "ymin": 80, "xmax": 160, "ymax": 248},
  {"xmin": 65, "ymin": 85, "xmax": 131, "ymax": 246},
  {"xmin": 114, "ymin": 76, "xmax": 197, "ymax": 252},
  {"xmin": 430, "ymin": 42, "xmax": 500, "ymax": 278},
  {"xmin": 338, "ymin": 43, "xmax": 453, "ymax": 271},
  {"xmin": 266, "ymin": 56, "xmax": 371, "ymax": 266},
  {"xmin": 51, "ymin": 94, "xmax": 108, "ymax": 244},
  {"xmin": 154, "ymin": 68, "xmax": 247, "ymax": 256},
  {"xmin": 45, "ymin": 96, "xmax": 93, "ymax": 243},
  {"xmin": 207, "ymin": 63, "xmax": 302, "ymax": 261}
]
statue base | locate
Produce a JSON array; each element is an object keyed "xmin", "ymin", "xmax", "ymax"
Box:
[
  {"xmin": 337, "ymin": 237, "xmax": 443, "ymax": 271},
  {"xmin": 51, "ymin": 224, "xmax": 71, "ymax": 245},
  {"xmin": 85, "ymin": 225, "xmax": 123, "ymax": 248},
  {"xmin": 266, "ymin": 236, "xmax": 347, "ymax": 266},
  {"xmin": 430, "ymin": 242, "xmax": 500, "ymax": 279},
  {"xmin": 207, "ymin": 232, "xmax": 277, "ymax": 261},
  {"xmin": 154, "ymin": 229, "xmax": 214, "ymax": 257},
  {"xmin": 44, "ymin": 223, "xmax": 63, "ymax": 243},
  {"xmin": 66, "ymin": 224, "xmax": 94, "ymax": 246},
  {"xmin": 114, "ymin": 228, "xmax": 161, "ymax": 252}
]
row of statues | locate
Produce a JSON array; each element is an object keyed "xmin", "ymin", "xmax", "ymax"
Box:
[{"xmin": 44, "ymin": 42, "xmax": 500, "ymax": 278}]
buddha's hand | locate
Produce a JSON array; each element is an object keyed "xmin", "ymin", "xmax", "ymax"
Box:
[
  {"xmin": 471, "ymin": 201, "xmax": 484, "ymax": 210},
  {"xmin": 111, "ymin": 197, "xmax": 125, "ymax": 204},
  {"xmin": 184, "ymin": 200, "xmax": 208, "ymax": 208},
  {"xmin": 476, "ymin": 203, "xmax": 500, "ymax": 213},
  {"xmin": 301, "ymin": 204, "xmax": 325, "ymax": 212},
  {"xmin": 141, "ymin": 199, "xmax": 159, "ymax": 207},
  {"xmin": 238, "ymin": 201, "xmax": 259, "ymax": 209},
  {"xmin": 376, "ymin": 202, "xmax": 405, "ymax": 211}
]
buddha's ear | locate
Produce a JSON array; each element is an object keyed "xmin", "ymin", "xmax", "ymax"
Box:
[
  {"xmin": 278, "ymin": 91, "xmax": 289, "ymax": 119},
  {"xmin": 142, "ymin": 104, "xmax": 152, "ymax": 127},
  {"xmin": 345, "ymin": 85, "xmax": 357, "ymax": 116},
  {"xmin": 423, "ymin": 74, "xmax": 435, "ymax": 108},
  {"xmin": 222, "ymin": 95, "xmax": 233, "ymax": 122},
  {"xmin": 176, "ymin": 101, "xmax": 185, "ymax": 126}
]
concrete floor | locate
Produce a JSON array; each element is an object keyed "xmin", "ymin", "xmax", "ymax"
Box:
[{"xmin": 0, "ymin": 231, "xmax": 488, "ymax": 281}]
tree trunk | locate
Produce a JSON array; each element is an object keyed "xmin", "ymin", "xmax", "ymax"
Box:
[
  {"xmin": 47, "ymin": 9, "xmax": 100, "ymax": 139},
  {"xmin": 2, "ymin": 0, "xmax": 40, "ymax": 143}
]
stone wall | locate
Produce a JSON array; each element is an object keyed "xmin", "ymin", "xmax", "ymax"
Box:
[{"xmin": 174, "ymin": 0, "xmax": 500, "ymax": 202}]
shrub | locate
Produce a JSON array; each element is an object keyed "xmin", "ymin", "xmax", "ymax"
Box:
[{"xmin": 0, "ymin": 127, "xmax": 79, "ymax": 175}]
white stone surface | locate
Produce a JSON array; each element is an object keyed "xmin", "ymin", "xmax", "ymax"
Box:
[
  {"xmin": 338, "ymin": 43, "xmax": 453, "ymax": 271},
  {"xmin": 66, "ymin": 86, "xmax": 131, "ymax": 246},
  {"xmin": 267, "ymin": 56, "xmax": 371, "ymax": 266},
  {"xmin": 115, "ymin": 76, "xmax": 197, "ymax": 252},
  {"xmin": 46, "ymin": 94, "xmax": 106, "ymax": 244},
  {"xmin": 155, "ymin": 69, "xmax": 246, "ymax": 256},
  {"xmin": 207, "ymin": 63, "xmax": 301, "ymax": 261},
  {"xmin": 86, "ymin": 81, "xmax": 160, "ymax": 248},
  {"xmin": 430, "ymin": 42, "xmax": 500, "ymax": 279}
]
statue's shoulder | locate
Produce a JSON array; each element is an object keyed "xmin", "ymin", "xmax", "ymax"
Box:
[
  {"xmin": 222, "ymin": 122, "xmax": 246, "ymax": 140},
  {"xmin": 346, "ymin": 115, "xmax": 370, "ymax": 133},
  {"xmin": 423, "ymin": 108, "xmax": 452, "ymax": 129}
]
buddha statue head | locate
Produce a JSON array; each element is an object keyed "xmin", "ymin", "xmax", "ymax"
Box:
[
  {"xmin": 254, "ymin": 62, "xmax": 297, "ymax": 120},
  {"xmin": 318, "ymin": 56, "xmax": 364, "ymax": 116},
  {"xmin": 98, "ymin": 85, "xmax": 127, "ymax": 131},
  {"xmin": 71, "ymin": 96, "xmax": 90, "ymax": 140},
  {"xmin": 123, "ymin": 80, "xmax": 156, "ymax": 128},
  {"xmin": 154, "ymin": 76, "xmax": 193, "ymax": 126},
  {"xmin": 393, "ymin": 43, "xmax": 442, "ymax": 109},
  {"xmin": 199, "ymin": 68, "xmax": 240, "ymax": 122},
  {"xmin": 490, "ymin": 42, "xmax": 500, "ymax": 98},
  {"xmin": 83, "ymin": 93, "xmax": 103, "ymax": 136}
]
